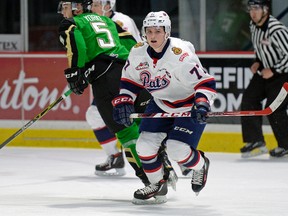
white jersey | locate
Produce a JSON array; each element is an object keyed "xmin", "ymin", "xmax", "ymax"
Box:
[
  {"xmin": 111, "ymin": 11, "xmax": 142, "ymax": 42},
  {"xmin": 120, "ymin": 37, "xmax": 217, "ymax": 113}
]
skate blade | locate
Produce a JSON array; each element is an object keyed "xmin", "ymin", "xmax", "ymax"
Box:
[
  {"xmin": 167, "ymin": 170, "xmax": 178, "ymax": 191},
  {"xmin": 269, "ymin": 154, "xmax": 288, "ymax": 159},
  {"xmin": 241, "ymin": 147, "xmax": 268, "ymax": 158},
  {"xmin": 191, "ymin": 158, "xmax": 210, "ymax": 196},
  {"xmin": 132, "ymin": 196, "xmax": 167, "ymax": 205},
  {"xmin": 95, "ymin": 168, "xmax": 126, "ymax": 176}
]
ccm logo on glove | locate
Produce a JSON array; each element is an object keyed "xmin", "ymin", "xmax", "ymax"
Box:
[
  {"xmin": 112, "ymin": 96, "xmax": 134, "ymax": 106},
  {"xmin": 65, "ymin": 71, "xmax": 78, "ymax": 78}
]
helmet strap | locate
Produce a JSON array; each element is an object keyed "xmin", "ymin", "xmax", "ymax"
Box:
[{"xmin": 256, "ymin": 7, "xmax": 268, "ymax": 26}]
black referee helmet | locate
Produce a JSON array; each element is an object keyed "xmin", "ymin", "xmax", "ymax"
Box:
[{"xmin": 247, "ymin": 0, "xmax": 271, "ymax": 7}]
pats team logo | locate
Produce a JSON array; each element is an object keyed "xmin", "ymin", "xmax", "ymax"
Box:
[
  {"xmin": 134, "ymin": 42, "xmax": 145, "ymax": 48},
  {"xmin": 136, "ymin": 62, "xmax": 149, "ymax": 70},
  {"xmin": 140, "ymin": 70, "xmax": 170, "ymax": 92},
  {"xmin": 172, "ymin": 47, "xmax": 182, "ymax": 55}
]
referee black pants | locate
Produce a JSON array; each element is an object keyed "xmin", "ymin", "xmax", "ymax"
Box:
[{"xmin": 241, "ymin": 73, "xmax": 288, "ymax": 148}]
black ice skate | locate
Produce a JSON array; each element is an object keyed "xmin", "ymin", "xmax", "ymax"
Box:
[
  {"xmin": 95, "ymin": 152, "xmax": 126, "ymax": 176},
  {"xmin": 191, "ymin": 151, "xmax": 210, "ymax": 196},
  {"xmin": 269, "ymin": 147, "xmax": 288, "ymax": 158},
  {"xmin": 132, "ymin": 179, "xmax": 168, "ymax": 205},
  {"xmin": 240, "ymin": 141, "xmax": 268, "ymax": 158},
  {"xmin": 158, "ymin": 145, "xmax": 178, "ymax": 191}
]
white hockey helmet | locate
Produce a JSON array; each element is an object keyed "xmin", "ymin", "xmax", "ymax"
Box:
[
  {"xmin": 93, "ymin": 0, "xmax": 116, "ymax": 9},
  {"xmin": 142, "ymin": 11, "xmax": 171, "ymax": 37}
]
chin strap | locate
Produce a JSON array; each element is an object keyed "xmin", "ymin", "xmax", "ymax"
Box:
[{"xmin": 256, "ymin": 7, "xmax": 269, "ymax": 25}]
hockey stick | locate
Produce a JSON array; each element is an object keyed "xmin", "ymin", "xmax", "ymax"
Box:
[
  {"xmin": 130, "ymin": 82, "xmax": 288, "ymax": 119},
  {"xmin": 0, "ymin": 89, "xmax": 73, "ymax": 149}
]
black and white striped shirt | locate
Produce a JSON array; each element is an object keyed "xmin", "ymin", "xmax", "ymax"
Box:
[{"xmin": 250, "ymin": 15, "xmax": 288, "ymax": 73}]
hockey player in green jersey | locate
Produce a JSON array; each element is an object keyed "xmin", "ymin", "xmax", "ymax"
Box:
[
  {"xmin": 58, "ymin": 0, "xmax": 149, "ymax": 184},
  {"xmin": 85, "ymin": 0, "xmax": 149, "ymax": 176}
]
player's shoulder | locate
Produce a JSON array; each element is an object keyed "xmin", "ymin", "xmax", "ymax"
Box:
[
  {"xmin": 170, "ymin": 37, "xmax": 194, "ymax": 48},
  {"xmin": 169, "ymin": 37, "xmax": 195, "ymax": 56},
  {"xmin": 113, "ymin": 11, "xmax": 132, "ymax": 21},
  {"xmin": 113, "ymin": 12, "xmax": 134, "ymax": 27},
  {"xmin": 128, "ymin": 42, "xmax": 147, "ymax": 58},
  {"xmin": 58, "ymin": 18, "xmax": 76, "ymax": 32},
  {"xmin": 132, "ymin": 41, "xmax": 147, "ymax": 50},
  {"xmin": 268, "ymin": 15, "xmax": 288, "ymax": 32}
]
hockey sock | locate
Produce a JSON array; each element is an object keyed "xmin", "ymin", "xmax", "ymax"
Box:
[
  {"xmin": 116, "ymin": 122, "xmax": 142, "ymax": 168},
  {"xmin": 93, "ymin": 128, "xmax": 119, "ymax": 155}
]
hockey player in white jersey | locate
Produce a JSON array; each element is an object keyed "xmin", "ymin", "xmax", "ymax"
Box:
[{"xmin": 112, "ymin": 11, "xmax": 217, "ymax": 204}]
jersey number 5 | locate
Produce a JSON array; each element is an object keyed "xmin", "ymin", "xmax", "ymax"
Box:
[{"xmin": 91, "ymin": 22, "xmax": 116, "ymax": 48}]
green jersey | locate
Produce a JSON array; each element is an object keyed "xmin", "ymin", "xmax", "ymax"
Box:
[{"xmin": 59, "ymin": 13, "xmax": 129, "ymax": 68}]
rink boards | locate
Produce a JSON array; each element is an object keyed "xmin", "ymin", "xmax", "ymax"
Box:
[
  {"xmin": 0, "ymin": 123, "xmax": 277, "ymax": 153},
  {"xmin": 0, "ymin": 52, "xmax": 278, "ymax": 152}
]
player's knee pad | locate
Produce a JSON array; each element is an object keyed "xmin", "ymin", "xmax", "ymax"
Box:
[
  {"xmin": 166, "ymin": 139, "xmax": 192, "ymax": 162},
  {"xmin": 136, "ymin": 132, "xmax": 166, "ymax": 157},
  {"xmin": 85, "ymin": 105, "xmax": 106, "ymax": 129}
]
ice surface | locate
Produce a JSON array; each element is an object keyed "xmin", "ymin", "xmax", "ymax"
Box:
[{"xmin": 0, "ymin": 147, "xmax": 287, "ymax": 216}]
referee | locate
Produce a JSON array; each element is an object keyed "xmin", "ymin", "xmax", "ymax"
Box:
[{"xmin": 240, "ymin": 0, "xmax": 288, "ymax": 158}]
